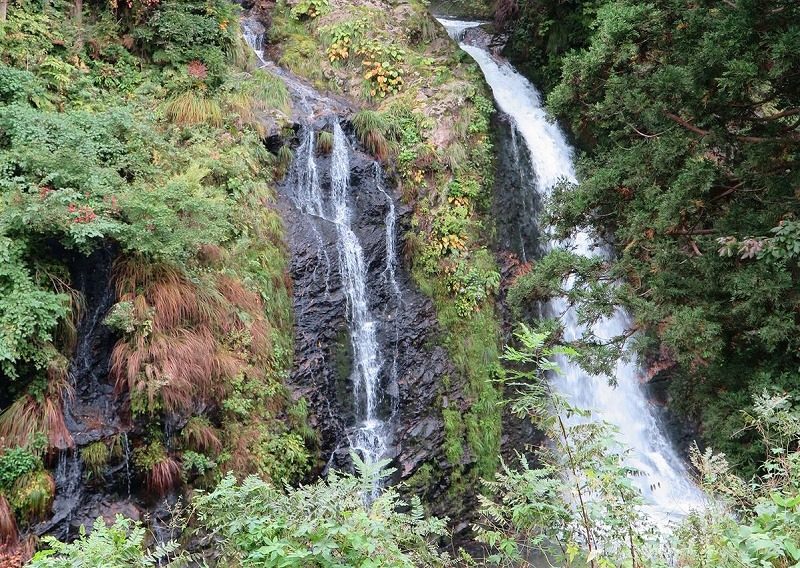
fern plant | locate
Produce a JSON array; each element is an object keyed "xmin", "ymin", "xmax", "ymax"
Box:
[{"xmin": 193, "ymin": 453, "xmax": 454, "ymax": 567}]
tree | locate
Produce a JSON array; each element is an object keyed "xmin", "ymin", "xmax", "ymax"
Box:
[{"xmin": 504, "ymin": 0, "xmax": 800, "ymax": 472}]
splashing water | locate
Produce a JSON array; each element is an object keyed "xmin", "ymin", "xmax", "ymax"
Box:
[{"xmin": 439, "ymin": 17, "xmax": 705, "ymax": 525}]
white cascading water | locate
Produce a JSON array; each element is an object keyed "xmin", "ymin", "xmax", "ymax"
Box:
[
  {"xmin": 289, "ymin": 124, "xmax": 389, "ymax": 477},
  {"xmin": 438, "ymin": 17, "xmax": 704, "ymax": 524}
]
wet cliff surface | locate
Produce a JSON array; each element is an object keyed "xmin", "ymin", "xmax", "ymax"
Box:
[
  {"xmin": 35, "ymin": 244, "xmax": 138, "ymax": 540},
  {"xmin": 276, "ymin": 119, "xmax": 460, "ymax": 485}
]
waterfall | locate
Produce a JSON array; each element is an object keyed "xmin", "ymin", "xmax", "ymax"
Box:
[
  {"xmin": 287, "ymin": 123, "xmax": 390, "ymax": 479},
  {"xmin": 375, "ymin": 164, "xmax": 402, "ymax": 392},
  {"xmin": 439, "ymin": 18, "xmax": 704, "ymax": 524}
]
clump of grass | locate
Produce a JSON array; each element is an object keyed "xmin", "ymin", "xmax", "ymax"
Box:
[
  {"xmin": 443, "ymin": 141, "xmax": 468, "ymax": 173},
  {"xmin": 9, "ymin": 470, "xmax": 54, "ymax": 521},
  {"xmin": 316, "ymin": 130, "xmax": 333, "ymax": 155},
  {"xmin": 0, "ymin": 495, "xmax": 17, "ymax": 544},
  {"xmin": 351, "ymin": 110, "xmax": 390, "ymax": 160},
  {"xmin": 226, "ymin": 34, "xmax": 254, "ymax": 71},
  {"xmin": 148, "ymin": 457, "xmax": 182, "ymax": 497},
  {"xmin": 182, "ymin": 417, "xmax": 222, "ymax": 455},
  {"xmin": 0, "ymin": 389, "xmax": 73, "ymax": 451},
  {"xmin": 163, "ymin": 90, "xmax": 223, "ymax": 127},
  {"xmin": 81, "ymin": 442, "xmax": 109, "ymax": 480},
  {"xmin": 251, "ymin": 70, "xmax": 291, "ymax": 114},
  {"xmin": 111, "ymin": 259, "xmax": 241, "ymax": 415},
  {"xmin": 276, "ymin": 145, "xmax": 294, "ymax": 179},
  {"xmin": 135, "ymin": 441, "xmax": 182, "ymax": 496},
  {"xmin": 225, "ymin": 91, "xmax": 261, "ymax": 135}
]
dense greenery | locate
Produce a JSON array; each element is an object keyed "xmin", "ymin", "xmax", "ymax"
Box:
[
  {"xmin": 2, "ymin": 0, "xmax": 798, "ymax": 564},
  {"xmin": 28, "ymin": 325, "xmax": 800, "ymax": 567},
  {"xmin": 0, "ymin": 0, "xmax": 310, "ymax": 550},
  {"xmin": 505, "ymin": 0, "xmax": 800, "ymax": 474}
]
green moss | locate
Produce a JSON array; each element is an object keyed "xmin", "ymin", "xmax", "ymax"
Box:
[{"xmin": 442, "ymin": 407, "xmax": 465, "ymax": 464}]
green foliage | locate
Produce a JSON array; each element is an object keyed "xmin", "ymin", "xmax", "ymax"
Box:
[
  {"xmin": 181, "ymin": 450, "xmax": 216, "ymax": 477},
  {"xmin": 0, "ymin": 447, "xmax": 41, "ymax": 491},
  {"xmin": 28, "ymin": 515, "xmax": 185, "ymax": 567},
  {"xmin": 442, "ymin": 407, "xmax": 465, "ymax": 464},
  {"xmin": 677, "ymin": 392, "xmax": 800, "ymax": 567},
  {"xmin": 193, "ymin": 455, "xmax": 454, "ymax": 567},
  {"xmin": 505, "ymin": 0, "xmax": 800, "ymax": 471},
  {"xmin": 358, "ymin": 41, "xmax": 405, "ymax": 98},
  {"xmin": 290, "ymin": 0, "xmax": 329, "ymax": 20},
  {"xmin": 0, "ymin": 238, "xmax": 68, "ymax": 379},
  {"xmin": 134, "ymin": 0, "xmax": 239, "ymax": 88},
  {"xmin": 478, "ymin": 323, "xmax": 665, "ymax": 567}
]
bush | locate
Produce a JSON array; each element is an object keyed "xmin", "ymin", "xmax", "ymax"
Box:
[
  {"xmin": 28, "ymin": 515, "xmax": 184, "ymax": 567},
  {"xmin": 193, "ymin": 456, "xmax": 453, "ymax": 567}
]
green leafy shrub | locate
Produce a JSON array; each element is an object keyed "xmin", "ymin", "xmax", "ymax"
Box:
[
  {"xmin": 193, "ymin": 456, "xmax": 453, "ymax": 567},
  {"xmin": 0, "ymin": 239, "xmax": 69, "ymax": 379},
  {"xmin": 290, "ymin": 0, "xmax": 329, "ymax": 20},
  {"xmin": 134, "ymin": 0, "xmax": 239, "ymax": 88},
  {"xmin": 28, "ymin": 515, "xmax": 184, "ymax": 567},
  {"xmin": 357, "ymin": 41, "xmax": 405, "ymax": 98},
  {"xmin": 0, "ymin": 447, "xmax": 41, "ymax": 491}
]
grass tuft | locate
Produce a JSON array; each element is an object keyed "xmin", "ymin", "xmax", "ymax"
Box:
[
  {"xmin": 9, "ymin": 470, "xmax": 54, "ymax": 521},
  {"xmin": 148, "ymin": 456, "xmax": 182, "ymax": 497},
  {"xmin": 316, "ymin": 130, "xmax": 333, "ymax": 155},
  {"xmin": 0, "ymin": 393, "xmax": 72, "ymax": 451},
  {"xmin": 250, "ymin": 70, "xmax": 291, "ymax": 113},
  {"xmin": 0, "ymin": 495, "xmax": 17, "ymax": 545},
  {"xmin": 163, "ymin": 90, "xmax": 223, "ymax": 127},
  {"xmin": 182, "ymin": 417, "xmax": 222, "ymax": 455},
  {"xmin": 351, "ymin": 110, "xmax": 390, "ymax": 160},
  {"xmin": 81, "ymin": 442, "xmax": 109, "ymax": 480},
  {"xmin": 276, "ymin": 145, "xmax": 294, "ymax": 179}
]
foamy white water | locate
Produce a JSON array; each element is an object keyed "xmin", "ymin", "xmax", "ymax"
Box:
[{"xmin": 439, "ymin": 17, "xmax": 705, "ymax": 524}]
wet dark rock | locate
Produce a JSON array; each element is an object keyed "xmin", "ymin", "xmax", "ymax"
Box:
[{"xmin": 278, "ymin": 124, "xmax": 462, "ymax": 490}]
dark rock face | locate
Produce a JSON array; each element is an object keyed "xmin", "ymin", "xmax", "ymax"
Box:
[
  {"xmin": 36, "ymin": 243, "xmax": 133, "ymax": 540},
  {"xmin": 278, "ymin": 122, "xmax": 459, "ymax": 486},
  {"xmin": 492, "ymin": 112, "xmax": 544, "ymax": 264}
]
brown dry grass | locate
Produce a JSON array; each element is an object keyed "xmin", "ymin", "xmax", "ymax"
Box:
[
  {"xmin": 0, "ymin": 495, "xmax": 17, "ymax": 545},
  {"xmin": 147, "ymin": 457, "xmax": 182, "ymax": 496},
  {"xmin": 42, "ymin": 398, "xmax": 73, "ymax": 451},
  {"xmin": 182, "ymin": 417, "xmax": 222, "ymax": 454},
  {"xmin": 111, "ymin": 258, "xmax": 277, "ymax": 414},
  {"xmin": 0, "ymin": 394, "xmax": 73, "ymax": 451}
]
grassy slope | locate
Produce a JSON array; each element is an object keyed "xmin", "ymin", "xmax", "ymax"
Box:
[{"xmin": 0, "ymin": 0, "xmax": 314, "ymax": 547}]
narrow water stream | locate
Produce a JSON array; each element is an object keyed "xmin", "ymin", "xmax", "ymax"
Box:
[
  {"xmin": 438, "ymin": 17, "xmax": 705, "ymax": 525},
  {"xmin": 288, "ymin": 125, "xmax": 392, "ymax": 481}
]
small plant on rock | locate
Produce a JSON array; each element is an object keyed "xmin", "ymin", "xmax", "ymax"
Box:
[
  {"xmin": 81, "ymin": 442, "xmax": 109, "ymax": 481},
  {"xmin": 290, "ymin": 0, "xmax": 328, "ymax": 20}
]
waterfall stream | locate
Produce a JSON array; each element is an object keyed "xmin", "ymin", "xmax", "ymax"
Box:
[
  {"xmin": 242, "ymin": 19, "xmax": 394, "ymax": 479},
  {"xmin": 286, "ymin": 124, "xmax": 391, "ymax": 479},
  {"xmin": 438, "ymin": 17, "xmax": 705, "ymax": 525}
]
